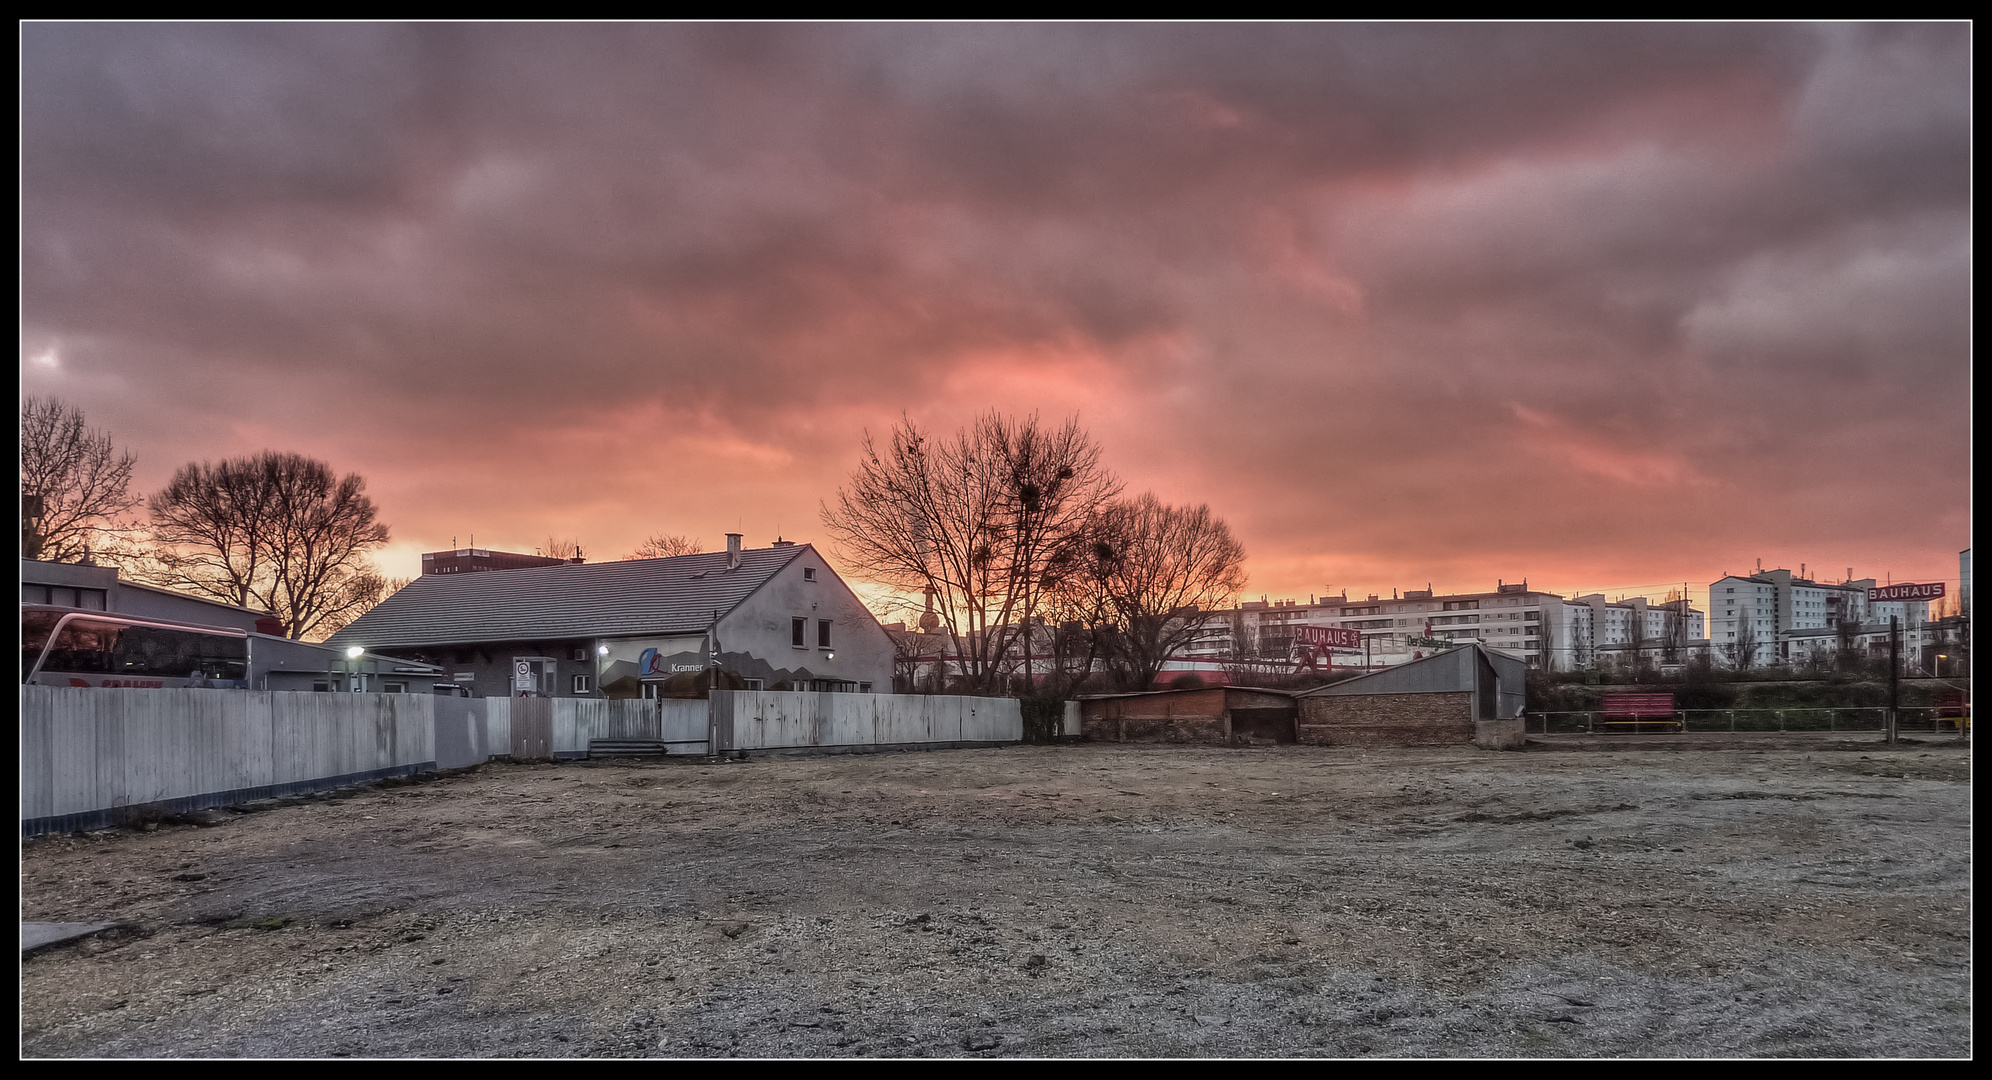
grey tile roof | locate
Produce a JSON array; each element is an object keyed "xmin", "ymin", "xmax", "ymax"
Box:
[{"xmin": 325, "ymin": 545, "xmax": 807, "ymax": 649}]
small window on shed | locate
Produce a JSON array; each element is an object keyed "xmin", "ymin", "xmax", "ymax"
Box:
[{"xmin": 803, "ymin": 567, "xmax": 817, "ymax": 581}]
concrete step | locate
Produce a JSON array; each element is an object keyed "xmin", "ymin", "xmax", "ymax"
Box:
[{"xmin": 588, "ymin": 740, "xmax": 669, "ymax": 759}]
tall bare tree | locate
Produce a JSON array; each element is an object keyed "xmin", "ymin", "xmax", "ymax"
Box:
[
  {"xmin": 537, "ymin": 537, "xmax": 583, "ymax": 561},
  {"xmin": 626, "ymin": 533, "xmax": 703, "ymax": 559},
  {"xmin": 821, "ymin": 412, "xmax": 1119, "ymax": 695},
  {"xmin": 1082, "ymin": 494, "xmax": 1249, "ymax": 691},
  {"xmin": 1833, "ymin": 609, "xmax": 1862, "ymax": 672},
  {"xmin": 1726, "ymin": 611, "xmax": 1759, "ymax": 671},
  {"xmin": 145, "ymin": 456, "xmax": 278, "ymax": 609},
  {"xmin": 1660, "ymin": 592, "xmax": 1688, "ymax": 665},
  {"xmin": 1623, "ymin": 606, "xmax": 1650, "ymax": 677},
  {"xmin": 20, "ymin": 397, "xmax": 138, "ymax": 562},
  {"xmin": 147, "ymin": 452, "xmax": 391, "ymax": 640}
]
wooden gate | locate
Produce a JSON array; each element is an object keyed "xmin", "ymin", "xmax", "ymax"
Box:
[{"xmin": 510, "ymin": 696, "xmax": 553, "ymax": 760}]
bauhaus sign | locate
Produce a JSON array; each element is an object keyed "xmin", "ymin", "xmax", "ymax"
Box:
[
  {"xmin": 1293, "ymin": 625, "xmax": 1363, "ymax": 649},
  {"xmin": 1868, "ymin": 582, "xmax": 1945, "ymax": 602}
]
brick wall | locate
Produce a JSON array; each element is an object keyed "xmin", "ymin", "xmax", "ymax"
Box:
[
  {"xmin": 1083, "ymin": 715, "xmax": 1230, "ymax": 744},
  {"xmin": 1296, "ymin": 691, "xmax": 1474, "ymax": 747},
  {"xmin": 1081, "ymin": 689, "xmax": 1230, "ymax": 745}
]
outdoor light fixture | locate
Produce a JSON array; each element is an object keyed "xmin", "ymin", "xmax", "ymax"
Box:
[
  {"xmin": 345, "ymin": 646, "xmax": 364, "ymax": 659},
  {"xmin": 596, "ymin": 644, "xmax": 610, "ymax": 656},
  {"xmin": 826, "ymin": 650, "xmax": 835, "ymax": 660}
]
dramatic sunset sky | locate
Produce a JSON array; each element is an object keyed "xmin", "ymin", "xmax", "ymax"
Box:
[{"xmin": 21, "ymin": 23, "xmax": 1972, "ymax": 614}]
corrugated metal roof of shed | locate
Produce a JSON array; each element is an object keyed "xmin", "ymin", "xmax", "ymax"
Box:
[
  {"xmin": 1296, "ymin": 645, "xmax": 1480, "ymax": 696},
  {"xmin": 324, "ymin": 545, "xmax": 808, "ymax": 649}
]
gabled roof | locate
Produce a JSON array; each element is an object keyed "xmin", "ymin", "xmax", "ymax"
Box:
[{"xmin": 325, "ymin": 544, "xmax": 809, "ymax": 649}]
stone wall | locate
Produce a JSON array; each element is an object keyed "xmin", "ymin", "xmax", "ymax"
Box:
[{"xmin": 1296, "ymin": 691, "xmax": 1474, "ymax": 747}]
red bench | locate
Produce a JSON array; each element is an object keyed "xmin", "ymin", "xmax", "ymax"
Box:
[
  {"xmin": 1936, "ymin": 688, "xmax": 1970, "ymax": 732},
  {"xmin": 1599, "ymin": 693, "xmax": 1680, "ymax": 732}
]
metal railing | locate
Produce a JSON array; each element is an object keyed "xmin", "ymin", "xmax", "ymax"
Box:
[{"xmin": 1525, "ymin": 706, "xmax": 1967, "ymax": 737}]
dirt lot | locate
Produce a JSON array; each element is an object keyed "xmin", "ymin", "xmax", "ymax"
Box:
[{"xmin": 20, "ymin": 740, "xmax": 1972, "ymax": 1058}]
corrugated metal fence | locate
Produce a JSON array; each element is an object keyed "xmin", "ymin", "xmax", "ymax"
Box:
[
  {"xmin": 714, "ymin": 690, "xmax": 1022, "ymax": 751},
  {"xmin": 22, "ymin": 686, "xmax": 436, "ymax": 835},
  {"xmin": 23, "ymin": 688, "xmax": 1023, "ymax": 835}
]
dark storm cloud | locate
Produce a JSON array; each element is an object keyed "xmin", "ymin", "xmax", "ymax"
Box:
[{"xmin": 21, "ymin": 23, "xmax": 1969, "ymax": 595}]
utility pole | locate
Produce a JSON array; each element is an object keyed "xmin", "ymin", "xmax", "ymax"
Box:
[{"xmin": 1888, "ymin": 615, "xmax": 1900, "ymax": 745}]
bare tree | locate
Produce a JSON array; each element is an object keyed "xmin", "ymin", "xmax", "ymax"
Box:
[
  {"xmin": 1623, "ymin": 607, "xmax": 1650, "ymax": 678},
  {"xmin": 1220, "ymin": 620, "xmax": 1287, "ymax": 684},
  {"xmin": 1833, "ymin": 610, "xmax": 1862, "ymax": 672},
  {"xmin": 20, "ymin": 397, "xmax": 138, "ymax": 562},
  {"xmin": 626, "ymin": 533, "xmax": 703, "ymax": 560},
  {"xmin": 537, "ymin": 537, "xmax": 583, "ymax": 561},
  {"xmin": 146, "ymin": 452, "xmax": 392, "ymax": 640},
  {"xmin": 1726, "ymin": 612, "xmax": 1758, "ymax": 671},
  {"xmin": 1661, "ymin": 596, "xmax": 1687, "ymax": 665},
  {"xmin": 821, "ymin": 412, "xmax": 1120, "ymax": 695},
  {"xmin": 314, "ymin": 574, "xmax": 412, "ymax": 640},
  {"xmin": 1083, "ymin": 494, "xmax": 1249, "ymax": 692},
  {"xmin": 145, "ymin": 457, "xmax": 279, "ymax": 609}
]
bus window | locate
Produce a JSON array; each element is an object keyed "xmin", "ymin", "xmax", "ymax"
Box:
[
  {"xmin": 23, "ymin": 609, "xmax": 61, "ymax": 679},
  {"xmin": 42, "ymin": 618, "xmax": 124, "ymax": 675},
  {"xmin": 113, "ymin": 625, "xmax": 247, "ymax": 681}
]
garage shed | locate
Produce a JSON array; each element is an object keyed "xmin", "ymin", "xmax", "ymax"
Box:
[{"xmin": 1077, "ymin": 686, "xmax": 1298, "ymax": 746}]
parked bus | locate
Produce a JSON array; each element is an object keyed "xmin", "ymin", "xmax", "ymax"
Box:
[{"xmin": 22, "ymin": 605, "xmax": 250, "ymax": 689}]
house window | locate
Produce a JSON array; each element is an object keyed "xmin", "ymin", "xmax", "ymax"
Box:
[
  {"xmin": 818, "ymin": 619, "xmax": 832, "ymax": 648},
  {"xmin": 859, "ymin": 682, "xmax": 872, "ymax": 694},
  {"xmin": 573, "ymin": 674, "xmax": 592, "ymax": 695},
  {"xmin": 793, "ymin": 618, "xmax": 807, "ymax": 648},
  {"xmin": 573, "ymin": 647, "xmax": 587, "ymax": 661},
  {"xmin": 742, "ymin": 678, "xmax": 764, "ymax": 691},
  {"xmin": 641, "ymin": 682, "xmax": 662, "ymax": 700},
  {"xmin": 384, "ymin": 682, "xmax": 407, "ymax": 694},
  {"xmin": 803, "ymin": 567, "xmax": 817, "ymax": 581}
]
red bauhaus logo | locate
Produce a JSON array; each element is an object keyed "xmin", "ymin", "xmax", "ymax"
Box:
[
  {"xmin": 1868, "ymin": 582, "xmax": 1945, "ymax": 602},
  {"xmin": 1294, "ymin": 625, "xmax": 1363, "ymax": 649}
]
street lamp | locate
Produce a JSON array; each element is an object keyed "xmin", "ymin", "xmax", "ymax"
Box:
[{"xmin": 344, "ymin": 646, "xmax": 364, "ymax": 692}]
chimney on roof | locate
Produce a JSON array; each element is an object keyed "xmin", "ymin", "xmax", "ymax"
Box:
[{"xmin": 726, "ymin": 533, "xmax": 743, "ymax": 570}]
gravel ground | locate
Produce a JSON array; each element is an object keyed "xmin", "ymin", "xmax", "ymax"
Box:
[{"xmin": 20, "ymin": 740, "xmax": 1972, "ymax": 1058}]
